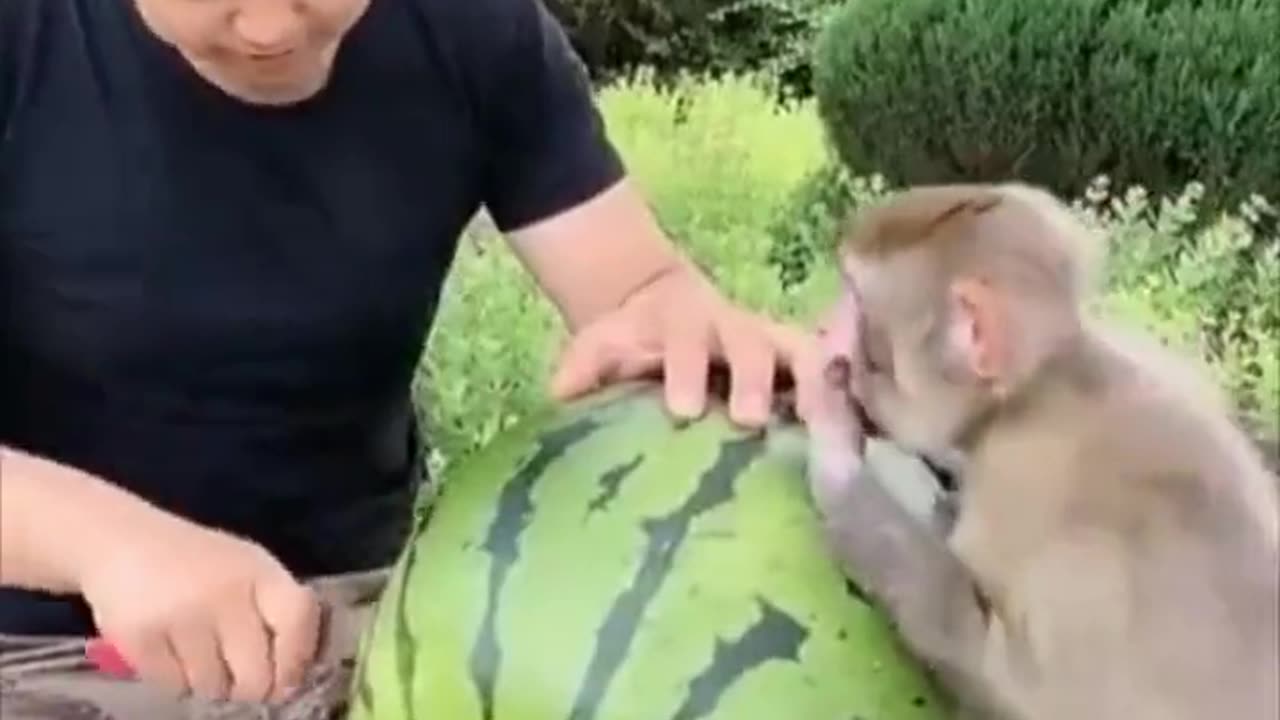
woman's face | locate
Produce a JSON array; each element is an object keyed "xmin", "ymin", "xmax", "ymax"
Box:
[{"xmin": 133, "ymin": 0, "xmax": 372, "ymax": 105}]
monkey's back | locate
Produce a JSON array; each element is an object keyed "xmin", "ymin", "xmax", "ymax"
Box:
[{"xmin": 990, "ymin": 328, "xmax": 1280, "ymax": 719}]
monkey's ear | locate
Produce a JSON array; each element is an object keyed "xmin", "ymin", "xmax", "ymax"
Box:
[{"xmin": 947, "ymin": 278, "xmax": 1006, "ymax": 383}]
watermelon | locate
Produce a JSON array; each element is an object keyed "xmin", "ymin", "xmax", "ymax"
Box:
[{"xmin": 345, "ymin": 381, "xmax": 954, "ymax": 720}]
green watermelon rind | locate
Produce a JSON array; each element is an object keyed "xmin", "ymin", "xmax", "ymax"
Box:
[{"xmin": 347, "ymin": 381, "xmax": 956, "ymax": 720}]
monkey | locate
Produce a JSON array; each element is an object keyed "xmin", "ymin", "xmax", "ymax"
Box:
[{"xmin": 801, "ymin": 182, "xmax": 1280, "ymax": 720}]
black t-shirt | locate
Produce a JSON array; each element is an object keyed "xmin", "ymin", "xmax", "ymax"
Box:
[{"xmin": 0, "ymin": 0, "xmax": 624, "ymax": 634}]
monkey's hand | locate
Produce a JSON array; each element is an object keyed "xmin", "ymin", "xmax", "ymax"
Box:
[
  {"xmin": 804, "ymin": 353, "xmax": 934, "ymax": 618},
  {"xmin": 805, "ymin": 355, "xmax": 867, "ymax": 512},
  {"xmin": 803, "ymin": 355, "xmax": 1003, "ymax": 713}
]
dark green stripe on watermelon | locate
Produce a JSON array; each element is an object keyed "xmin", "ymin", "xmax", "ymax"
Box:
[
  {"xmin": 470, "ymin": 416, "xmax": 604, "ymax": 720},
  {"xmin": 669, "ymin": 598, "xmax": 808, "ymax": 720},
  {"xmin": 347, "ymin": 382, "xmax": 957, "ymax": 720},
  {"xmin": 568, "ymin": 434, "xmax": 766, "ymax": 720},
  {"xmin": 586, "ymin": 454, "xmax": 643, "ymax": 517}
]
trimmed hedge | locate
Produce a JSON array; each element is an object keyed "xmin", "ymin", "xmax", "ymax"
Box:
[{"xmin": 811, "ymin": 0, "xmax": 1280, "ymax": 216}]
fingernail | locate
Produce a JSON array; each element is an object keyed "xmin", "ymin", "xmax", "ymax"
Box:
[
  {"xmin": 669, "ymin": 394, "xmax": 700, "ymax": 419},
  {"xmin": 730, "ymin": 398, "xmax": 768, "ymax": 429}
]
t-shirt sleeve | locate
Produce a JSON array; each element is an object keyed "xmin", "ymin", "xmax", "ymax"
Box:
[{"xmin": 468, "ymin": 0, "xmax": 626, "ymax": 232}]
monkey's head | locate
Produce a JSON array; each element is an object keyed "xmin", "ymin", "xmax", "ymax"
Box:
[{"xmin": 824, "ymin": 182, "xmax": 1101, "ymax": 458}]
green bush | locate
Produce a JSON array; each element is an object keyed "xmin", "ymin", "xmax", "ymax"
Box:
[
  {"xmin": 546, "ymin": 0, "xmax": 844, "ymax": 100},
  {"xmin": 765, "ymin": 156, "xmax": 882, "ymax": 290},
  {"xmin": 1088, "ymin": 1, "xmax": 1280, "ymax": 217},
  {"xmin": 811, "ymin": 0, "xmax": 1280, "ymax": 217},
  {"xmin": 764, "ymin": 157, "xmax": 851, "ymax": 290},
  {"xmin": 416, "ymin": 74, "xmax": 1279, "ymax": 480},
  {"xmin": 411, "ymin": 222, "xmax": 565, "ymax": 478},
  {"xmin": 1080, "ymin": 180, "xmax": 1280, "ymax": 449},
  {"xmin": 592, "ymin": 71, "xmax": 828, "ymax": 312}
]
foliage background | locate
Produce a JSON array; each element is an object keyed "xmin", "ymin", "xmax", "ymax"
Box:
[
  {"xmin": 415, "ymin": 74, "xmax": 1279, "ymax": 478},
  {"xmin": 812, "ymin": 0, "xmax": 1280, "ymax": 220}
]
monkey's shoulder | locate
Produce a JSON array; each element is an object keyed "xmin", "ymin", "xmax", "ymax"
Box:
[{"xmin": 1061, "ymin": 379, "xmax": 1275, "ymax": 547}]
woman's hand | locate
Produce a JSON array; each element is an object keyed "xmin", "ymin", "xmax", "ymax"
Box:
[
  {"xmin": 549, "ymin": 264, "xmax": 824, "ymax": 428},
  {"xmin": 79, "ymin": 515, "xmax": 322, "ymax": 704}
]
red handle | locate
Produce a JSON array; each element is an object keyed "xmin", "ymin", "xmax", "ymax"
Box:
[{"xmin": 86, "ymin": 637, "xmax": 136, "ymax": 678}]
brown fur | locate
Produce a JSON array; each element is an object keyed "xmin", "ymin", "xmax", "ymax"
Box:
[
  {"xmin": 841, "ymin": 184, "xmax": 1099, "ymax": 317},
  {"xmin": 841, "ymin": 185, "xmax": 1002, "ymax": 258},
  {"xmin": 808, "ymin": 182, "xmax": 1279, "ymax": 720}
]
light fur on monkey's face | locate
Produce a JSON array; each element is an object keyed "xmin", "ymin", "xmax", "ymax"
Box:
[
  {"xmin": 838, "ymin": 252, "xmax": 992, "ymax": 460},
  {"xmin": 825, "ymin": 181, "xmax": 1100, "ymax": 460}
]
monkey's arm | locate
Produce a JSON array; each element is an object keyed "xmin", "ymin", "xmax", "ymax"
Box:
[
  {"xmin": 804, "ymin": 389, "xmax": 1017, "ymax": 718},
  {"xmin": 807, "ymin": 432, "xmax": 988, "ymax": 665}
]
